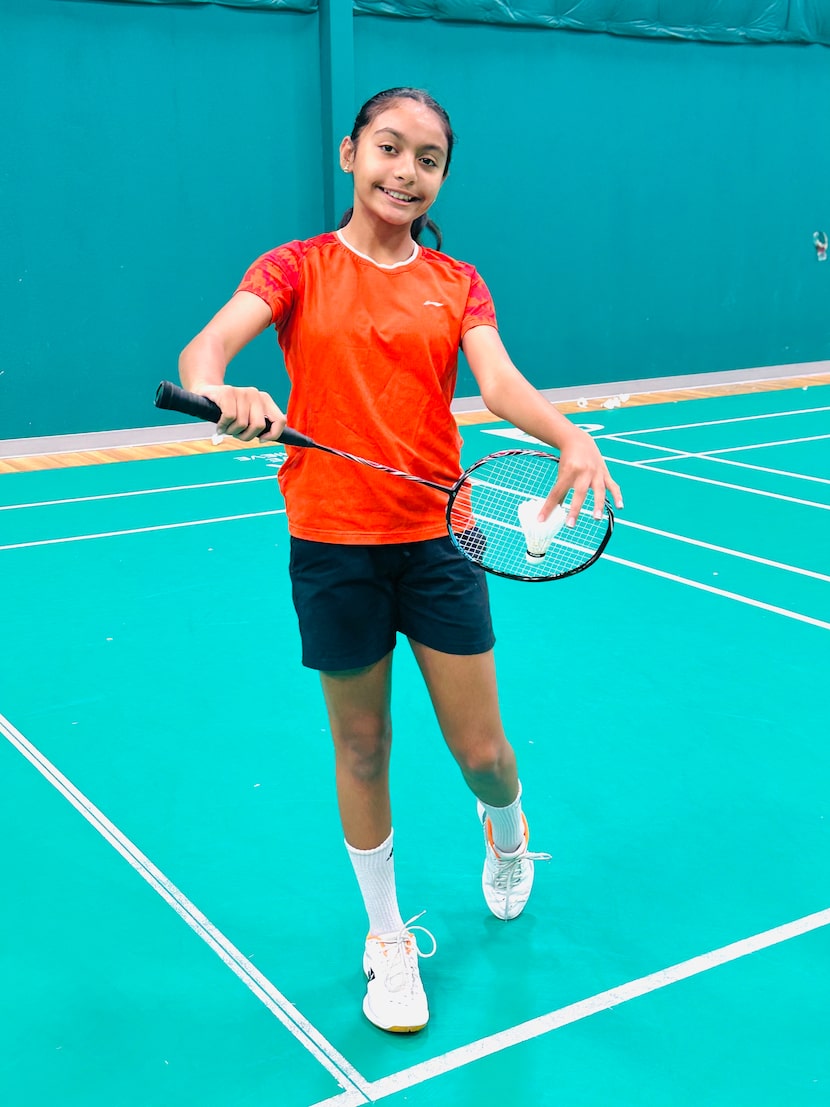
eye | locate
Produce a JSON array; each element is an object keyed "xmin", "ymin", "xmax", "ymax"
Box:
[
  {"xmin": 379, "ymin": 144, "xmax": 397, "ymax": 154},
  {"xmin": 420, "ymin": 156, "xmax": 439, "ymax": 169}
]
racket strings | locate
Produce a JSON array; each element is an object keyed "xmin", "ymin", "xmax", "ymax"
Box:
[{"xmin": 449, "ymin": 452, "xmax": 611, "ymax": 580}]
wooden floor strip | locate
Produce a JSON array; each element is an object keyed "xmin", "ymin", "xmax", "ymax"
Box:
[{"xmin": 2, "ymin": 373, "xmax": 829, "ymax": 475}]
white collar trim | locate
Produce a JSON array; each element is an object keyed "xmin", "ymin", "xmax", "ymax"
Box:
[{"xmin": 336, "ymin": 229, "xmax": 419, "ymax": 269}]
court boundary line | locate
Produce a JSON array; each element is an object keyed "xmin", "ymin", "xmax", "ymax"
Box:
[
  {"xmin": 0, "ymin": 509, "xmax": 286, "ymax": 552},
  {"xmin": 485, "ymin": 407, "xmax": 830, "ymax": 507},
  {"xmin": 4, "ymin": 487, "xmax": 826, "ymax": 631},
  {"xmin": 641, "ymin": 432, "xmax": 830, "ymax": 458},
  {"xmin": 591, "ymin": 403, "xmax": 830, "ymax": 439},
  {"xmin": 307, "ymin": 907, "xmax": 830, "ymax": 1106},
  {"xmin": 601, "ymin": 454, "xmax": 830, "ymax": 512},
  {"xmin": 481, "ymin": 402, "xmax": 830, "ymax": 453},
  {"xmin": 604, "ymin": 438, "xmax": 830, "ymax": 487},
  {"xmin": 613, "ymin": 519, "xmax": 830, "ymax": 583},
  {"xmin": 10, "ymin": 491, "xmax": 823, "ymax": 584},
  {"xmin": 6, "ymin": 710, "xmax": 827, "ymax": 1107},
  {"xmin": 0, "ymin": 473, "xmax": 278, "ymax": 513},
  {"xmin": 603, "ymin": 554, "xmax": 830, "ymax": 630},
  {"xmin": 0, "ymin": 712, "xmax": 372, "ymax": 1102}
]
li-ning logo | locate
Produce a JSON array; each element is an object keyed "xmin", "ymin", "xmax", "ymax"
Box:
[{"xmin": 423, "ymin": 300, "xmax": 444, "ymax": 308}]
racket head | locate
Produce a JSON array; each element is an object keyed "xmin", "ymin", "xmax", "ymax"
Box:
[{"xmin": 447, "ymin": 449, "xmax": 614, "ymax": 582}]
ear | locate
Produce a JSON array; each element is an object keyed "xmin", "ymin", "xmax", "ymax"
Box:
[{"xmin": 339, "ymin": 136, "xmax": 355, "ymax": 173}]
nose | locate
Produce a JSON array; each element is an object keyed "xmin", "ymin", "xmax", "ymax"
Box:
[{"xmin": 394, "ymin": 154, "xmax": 417, "ymax": 182}]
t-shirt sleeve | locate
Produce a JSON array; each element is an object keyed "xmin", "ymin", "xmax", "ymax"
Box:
[
  {"xmin": 461, "ymin": 269, "xmax": 498, "ymax": 337},
  {"xmin": 236, "ymin": 242, "xmax": 302, "ymax": 328}
]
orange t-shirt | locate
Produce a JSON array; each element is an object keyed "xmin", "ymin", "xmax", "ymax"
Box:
[{"xmin": 236, "ymin": 231, "xmax": 497, "ymax": 543}]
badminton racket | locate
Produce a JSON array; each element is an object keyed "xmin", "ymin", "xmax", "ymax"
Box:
[{"xmin": 155, "ymin": 380, "xmax": 613, "ymax": 582}]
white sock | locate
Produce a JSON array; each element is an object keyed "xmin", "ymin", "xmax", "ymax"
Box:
[
  {"xmin": 483, "ymin": 784, "xmax": 525, "ymax": 854},
  {"xmin": 345, "ymin": 830, "xmax": 405, "ymax": 937}
]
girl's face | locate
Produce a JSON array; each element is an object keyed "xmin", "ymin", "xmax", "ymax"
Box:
[{"xmin": 340, "ymin": 100, "xmax": 450, "ymax": 233}]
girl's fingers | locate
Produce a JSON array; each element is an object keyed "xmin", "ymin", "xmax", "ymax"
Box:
[
  {"xmin": 212, "ymin": 386, "xmax": 282, "ymax": 442},
  {"xmin": 541, "ymin": 468, "xmax": 622, "ymax": 527},
  {"xmin": 259, "ymin": 403, "xmax": 287, "ymax": 442},
  {"xmin": 565, "ymin": 483, "xmax": 589, "ymax": 527},
  {"xmin": 608, "ymin": 475, "xmax": 624, "ymax": 510}
]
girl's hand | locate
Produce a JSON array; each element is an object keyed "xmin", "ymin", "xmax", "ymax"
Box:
[
  {"xmin": 198, "ymin": 383, "xmax": 286, "ymax": 443},
  {"xmin": 461, "ymin": 326, "xmax": 623, "ymax": 524},
  {"xmin": 541, "ymin": 427, "xmax": 623, "ymax": 528}
]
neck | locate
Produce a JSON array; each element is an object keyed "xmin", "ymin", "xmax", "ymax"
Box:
[{"xmin": 338, "ymin": 213, "xmax": 419, "ymax": 266}]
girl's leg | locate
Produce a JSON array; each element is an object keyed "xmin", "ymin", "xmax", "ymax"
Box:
[
  {"xmin": 321, "ymin": 653, "xmax": 431, "ymax": 1033},
  {"xmin": 320, "ymin": 654, "xmax": 395, "ymax": 851},
  {"xmin": 320, "ymin": 654, "xmax": 405, "ymax": 932},
  {"xmin": 409, "ymin": 641, "xmax": 548, "ymax": 920},
  {"xmin": 408, "ymin": 641, "xmax": 519, "ymax": 813}
]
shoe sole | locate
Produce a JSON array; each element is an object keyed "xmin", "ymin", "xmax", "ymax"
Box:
[{"xmin": 362, "ymin": 995, "xmax": 427, "ymax": 1033}]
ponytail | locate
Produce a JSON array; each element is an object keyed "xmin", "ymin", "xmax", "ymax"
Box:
[{"xmin": 412, "ymin": 214, "xmax": 443, "ymax": 250}]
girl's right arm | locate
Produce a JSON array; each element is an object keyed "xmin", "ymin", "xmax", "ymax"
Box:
[{"xmin": 179, "ymin": 290, "xmax": 286, "ymax": 442}]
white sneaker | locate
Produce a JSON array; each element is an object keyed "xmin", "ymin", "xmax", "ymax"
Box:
[
  {"xmin": 478, "ymin": 803, "xmax": 551, "ymax": 920},
  {"xmin": 362, "ymin": 913, "xmax": 436, "ymax": 1033}
]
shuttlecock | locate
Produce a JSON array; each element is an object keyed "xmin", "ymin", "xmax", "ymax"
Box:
[{"xmin": 517, "ymin": 498, "xmax": 568, "ymax": 563}]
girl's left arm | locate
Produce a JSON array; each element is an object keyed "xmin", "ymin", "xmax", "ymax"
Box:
[{"xmin": 462, "ymin": 324, "xmax": 623, "ymax": 526}]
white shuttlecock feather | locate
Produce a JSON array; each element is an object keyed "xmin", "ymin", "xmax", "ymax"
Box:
[{"xmin": 517, "ymin": 498, "xmax": 568, "ymax": 562}]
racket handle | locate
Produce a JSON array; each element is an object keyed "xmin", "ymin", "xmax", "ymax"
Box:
[{"xmin": 154, "ymin": 380, "xmax": 312, "ymax": 448}]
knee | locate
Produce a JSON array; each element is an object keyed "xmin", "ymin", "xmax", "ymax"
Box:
[
  {"xmin": 454, "ymin": 734, "xmax": 513, "ymax": 781},
  {"xmin": 333, "ymin": 716, "xmax": 392, "ymax": 782}
]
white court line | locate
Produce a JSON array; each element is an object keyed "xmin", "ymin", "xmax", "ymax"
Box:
[
  {"xmin": 602, "ymin": 455, "xmax": 830, "ymax": 511},
  {"xmin": 604, "ymin": 554, "xmax": 830, "ymax": 630},
  {"xmin": 593, "ymin": 404, "xmax": 830, "ymax": 439},
  {"xmin": 0, "ymin": 510, "xmax": 285, "ymax": 552},
  {"xmin": 0, "ymin": 474, "xmax": 277, "ymax": 512},
  {"xmin": 669, "ymin": 432, "xmax": 830, "ymax": 457},
  {"xmin": 0, "ymin": 713, "xmax": 371, "ymax": 1101},
  {"xmin": 604, "ymin": 438, "xmax": 830, "ymax": 486},
  {"xmin": 308, "ymin": 907, "xmax": 830, "ymax": 1107},
  {"xmin": 614, "ymin": 519, "xmax": 830, "ymax": 583}
]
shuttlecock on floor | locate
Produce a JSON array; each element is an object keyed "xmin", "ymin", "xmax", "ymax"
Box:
[{"xmin": 517, "ymin": 498, "xmax": 568, "ymax": 562}]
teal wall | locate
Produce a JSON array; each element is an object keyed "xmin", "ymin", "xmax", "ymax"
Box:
[
  {"xmin": 1, "ymin": 0, "xmax": 829, "ymax": 439},
  {"xmin": 0, "ymin": 0, "xmax": 322, "ymax": 439},
  {"xmin": 353, "ymin": 18, "xmax": 830, "ymax": 398}
]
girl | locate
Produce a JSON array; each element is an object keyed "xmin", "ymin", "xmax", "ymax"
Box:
[{"xmin": 179, "ymin": 87, "xmax": 622, "ymax": 1034}]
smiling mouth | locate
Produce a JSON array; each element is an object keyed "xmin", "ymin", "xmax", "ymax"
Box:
[{"xmin": 379, "ymin": 187, "xmax": 419, "ymax": 203}]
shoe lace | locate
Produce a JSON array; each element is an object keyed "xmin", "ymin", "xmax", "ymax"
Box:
[
  {"xmin": 492, "ymin": 848, "xmax": 552, "ymax": 893},
  {"xmin": 378, "ymin": 912, "xmax": 437, "ymax": 994}
]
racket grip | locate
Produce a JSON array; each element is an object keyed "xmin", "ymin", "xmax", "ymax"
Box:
[{"xmin": 154, "ymin": 381, "xmax": 312, "ymax": 448}]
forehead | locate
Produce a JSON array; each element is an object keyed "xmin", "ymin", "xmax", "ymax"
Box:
[{"xmin": 368, "ymin": 101, "xmax": 448, "ymax": 151}]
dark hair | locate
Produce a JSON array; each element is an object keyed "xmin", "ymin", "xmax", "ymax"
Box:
[{"xmin": 337, "ymin": 87, "xmax": 455, "ymax": 251}]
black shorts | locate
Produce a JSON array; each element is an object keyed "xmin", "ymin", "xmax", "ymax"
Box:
[{"xmin": 288, "ymin": 536, "xmax": 496, "ymax": 671}]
